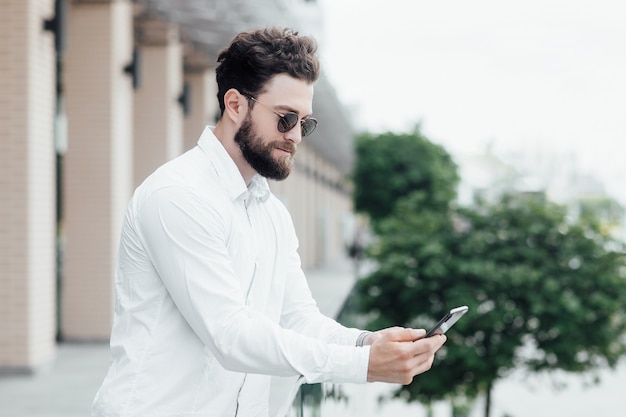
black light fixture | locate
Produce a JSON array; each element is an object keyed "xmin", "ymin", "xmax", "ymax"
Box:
[
  {"xmin": 123, "ymin": 48, "xmax": 142, "ymax": 90},
  {"xmin": 178, "ymin": 82, "xmax": 191, "ymax": 116},
  {"xmin": 43, "ymin": 0, "xmax": 67, "ymax": 53}
]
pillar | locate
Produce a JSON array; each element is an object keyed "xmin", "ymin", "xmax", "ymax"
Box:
[
  {"xmin": 133, "ymin": 18, "xmax": 184, "ymax": 186},
  {"xmin": 0, "ymin": 0, "xmax": 56, "ymax": 372},
  {"xmin": 62, "ymin": 0, "xmax": 133, "ymax": 340},
  {"xmin": 182, "ymin": 46, "xmax": 218, "ymax": 151}
]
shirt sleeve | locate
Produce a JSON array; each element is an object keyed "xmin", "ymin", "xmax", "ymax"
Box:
[
  {"xmin": 278, "ymin": 214, "xmax": 365, "ymax": 347},
  {"xmin": 136, "ymin": 186, "xmax": 369, "ymax": 384}
]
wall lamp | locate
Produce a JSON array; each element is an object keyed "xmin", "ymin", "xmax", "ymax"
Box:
[
  {"xmin": 43, "ymin": 0, "xmax": 67, "ymax": 53},
  {"xmin": 178, "ymin": 82, "xmax": 191, "ymax": 116},
  {"xmin": 123, "ymin": 48, "xmax": 141, "ymax": 90}
]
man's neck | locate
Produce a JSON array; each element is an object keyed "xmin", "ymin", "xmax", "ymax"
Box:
[{"xmin": 213, "ymin": 122, "xmax": 256, "ymax": 186}]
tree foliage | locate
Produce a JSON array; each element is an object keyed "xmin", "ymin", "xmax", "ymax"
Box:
[
  {"xmin": 348, "ymin": 128, "xmax": 626, "ymax": 416},
  {"xmin": 352, "ymin": 127, "xmax": 459, "ymax": 230},
  {"xmin": 351, "ymin": 192, "xmax": 626, "ymax": 416}
]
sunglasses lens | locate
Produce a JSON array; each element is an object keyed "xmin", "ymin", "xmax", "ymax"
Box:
[
  {"xmin": 277, "ymin": 112, "xmax": 318, "ymax": 137},
  {"xmin": 301, "ymin": 118, "xmax": 318, "ymax": 137},
  {"xmin": 278, "ymin": 113, "xmax": 299, "ymax": 133}
]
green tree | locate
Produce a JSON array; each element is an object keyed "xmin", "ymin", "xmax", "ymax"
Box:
[
  {"xmin": 352, "ymin": 127, "xmax": 459, "ymax": 230},
  {"xmin": 351, "ymin": 192, "xmax": 626, "ymax": 417},
  {"xmin": 578, "ymin": 195, "xmax": 625, "ymax": 236}
]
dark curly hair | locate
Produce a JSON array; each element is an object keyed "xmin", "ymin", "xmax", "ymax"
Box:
[{"xmin": 215, "ymin": 27, "xmax": 320, "ymax": 114}]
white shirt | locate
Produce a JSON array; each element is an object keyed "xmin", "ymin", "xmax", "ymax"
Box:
[{"xmin": 91, "ymin": 127, "xmax": 370, "ymax": 417}]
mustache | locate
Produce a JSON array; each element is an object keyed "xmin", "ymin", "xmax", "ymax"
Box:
[{"xmin": 273, "ymin": 142, "xmax": 296, "ymax": 155}]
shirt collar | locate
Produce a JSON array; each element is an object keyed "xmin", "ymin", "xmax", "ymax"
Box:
[
  {"xmin": 197, "ymin": 126, "xmax": 271, "ymax": 203},
  {"xmin": 247, "ymin": 174, "xmax": 271, "ymax": 202}
]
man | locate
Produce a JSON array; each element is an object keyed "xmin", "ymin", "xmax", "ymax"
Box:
[{"xmin": 92, "ymin": 27, "xmax": 446, "ymax": 417}]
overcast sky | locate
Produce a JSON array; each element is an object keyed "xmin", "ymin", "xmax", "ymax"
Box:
[{"xmin": 317, "ymin": 0, "xmax": 626, "ymax": 204}]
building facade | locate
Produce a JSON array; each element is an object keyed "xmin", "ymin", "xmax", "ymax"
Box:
[{"xmin": 0, "ymin": 0, "xmax": 357, "ymax": 373}]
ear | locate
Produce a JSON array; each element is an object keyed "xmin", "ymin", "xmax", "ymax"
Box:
[{"xmin": 223, "ymin": 88, "xmax": 247, "ymax": 124}]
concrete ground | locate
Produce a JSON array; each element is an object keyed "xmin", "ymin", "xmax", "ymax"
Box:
[{"xmin": 0, "ymin": 343, "xmax": 110, "ymax": 417}]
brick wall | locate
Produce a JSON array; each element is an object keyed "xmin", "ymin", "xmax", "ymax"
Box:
[{"xmin": 0, "ymin": 0, "xmax": 56, "ymax": 372}]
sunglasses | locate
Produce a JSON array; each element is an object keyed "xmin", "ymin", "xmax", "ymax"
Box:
[{"xmin": 244, "ymin": 95, "xmax": 318, "ymax": 137}]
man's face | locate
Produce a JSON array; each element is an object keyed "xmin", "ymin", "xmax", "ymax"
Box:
[
  {"xmin": 234, "ymin": 74, "xmax": 315, "ymax": 181},
  {"xmin": 234, "ymin": 112, "xmax": 294, "ymax": 180}
]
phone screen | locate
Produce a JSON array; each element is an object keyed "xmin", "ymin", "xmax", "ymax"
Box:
[{"xmin": 424, "ymin": 305, "xmax": 468, "ymax": 338}]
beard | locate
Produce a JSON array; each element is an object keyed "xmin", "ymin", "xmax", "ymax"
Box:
[{"xmin": 234, "ymin": 114, "xmax": 296, "ymax": 181}]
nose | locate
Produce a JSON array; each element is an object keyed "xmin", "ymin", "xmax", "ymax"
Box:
[{"xmin": 283, "ymin": 123, "xmax": 303, "ymax": 145}]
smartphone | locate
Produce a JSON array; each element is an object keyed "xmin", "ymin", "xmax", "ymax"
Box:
[{"xmin": 424, "ymin": 306, "xmax": 469, "ymax": 338}]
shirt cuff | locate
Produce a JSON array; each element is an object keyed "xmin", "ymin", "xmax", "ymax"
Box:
[{"xmin": 327, "ymin": 344, "xmax": 370, "ymax": 384}]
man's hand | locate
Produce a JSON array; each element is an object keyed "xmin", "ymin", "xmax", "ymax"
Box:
[{"xmin": 365, "ymin": 327, "xmax": 446, "ymax": 385}]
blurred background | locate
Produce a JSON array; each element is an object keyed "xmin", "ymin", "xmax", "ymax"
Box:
[{"xmin": 1, "ymin": 0, "xmax": 624, "ymax": 416}]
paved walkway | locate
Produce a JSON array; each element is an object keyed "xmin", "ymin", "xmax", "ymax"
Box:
[{"xmin": 0, "ymin": 343, "xmax": 110, "ymax": 417}]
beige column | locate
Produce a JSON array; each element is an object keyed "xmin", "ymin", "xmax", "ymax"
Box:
[
  {"xmin": 62, "ymin": 0, "xmax": 133, "ymax": 340},
  {"xmin": 182, "ymin": 47, "xmax": 218, "ymax": 151},
  {"xmin": 309, "ymin": 152, "xmax": 321, "ymax": 266},
  {"xmin": 327, "ymin": 163, "xmax": 350, "ymax": 263},
  {"xmin": 300, "ymin": 144, "xmax": 316, "ymax": 269},
  {"xmin": 133, "ymin": 19, "xmax": 184, "ymax": 186},
  {"xmin": 334, "ymin": 170, "xmax": 353, "ymax": 263},
  {"xmin": 0, "ymin": 0, "xmax": 56, "ymax": 372},
  {"xmin": 317, "ymin": 159, "xmax": 332, "ymax": 264}
]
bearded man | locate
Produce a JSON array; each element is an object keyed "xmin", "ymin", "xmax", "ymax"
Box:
[{"xmin": 91, "ymin": 27, "xmax": 445, "ymax": 417}]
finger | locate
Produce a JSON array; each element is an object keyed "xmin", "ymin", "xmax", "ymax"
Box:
[
  {"xmin": 387, "ymin": 351, "xmax": 436, "ymax": 385},
  {"xmin": 410, "ymin": 328, "xmax": 427, "ymax": 341},
  {"xmin": 382, "ymin": 327, "xmax": 425, "ymax": 342},
  {"xmin": 405, "ymin": 339, "xmax": 444, "ymax": 379},
  {"xmin": 411, "ymin": 328, "xmax": 427, "ymax": 341},
  {"xmin": 409, "ymin": 334, "xmax": 446, "ymax": 356},
  {"xmin": 410, "ymin": 351, "xmax": 437, "ymax": 379},
  {"xmin": 430, "ymin": 334, "xmax": 447, "ymax": 349},
  {"xmin": 426, "ymin": 333, "xmax": 447, "ymax": 345}
]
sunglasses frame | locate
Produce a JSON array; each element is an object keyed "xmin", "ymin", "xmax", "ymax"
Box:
[{"xmin": 243, "ymin": 94, "xmax": 318, "ymax": 137}]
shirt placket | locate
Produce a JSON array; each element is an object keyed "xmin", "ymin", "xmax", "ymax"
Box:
[
  {"xmin": 236, "ymin": 196, "xmax": 258, "ymax": 416},
  {"xmin": 243, "ymin": 196, "xmax": 259, "ymax": 306}
]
